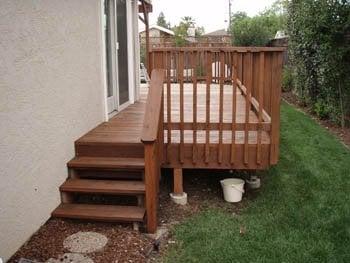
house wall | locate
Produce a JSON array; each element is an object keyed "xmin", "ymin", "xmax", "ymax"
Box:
[{"xmin": 0, "ymin": 0, "xmax": 106, "ymax": 260}]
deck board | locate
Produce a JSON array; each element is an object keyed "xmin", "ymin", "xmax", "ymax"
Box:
[{"xmin": 77, "ymin": 84, "xmax": 270, "ymax": 146}]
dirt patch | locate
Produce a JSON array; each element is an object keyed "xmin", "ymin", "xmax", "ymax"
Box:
[
  {"xmin": 9, "ymin": 170, "xmax": 259, "ymax": 263},
  {"xmin": 158, "ymin": 169, "xmax": 258, "ymax": 224},
  {"xmin": 8, "ymin": 220, "xmax": 153, "ymax": 263},
  {"xmin": 282, "ymin": 91, "xmax": 350, "ymax": 148}
]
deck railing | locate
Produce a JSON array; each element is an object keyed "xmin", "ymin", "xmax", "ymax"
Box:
[
  {"xmin": 149, "ymin": 47, "xmax": 284, "ymax": 169},
  {"xmin": 141, "ymin": 69, "xmax": 165, "ymax": 233}
]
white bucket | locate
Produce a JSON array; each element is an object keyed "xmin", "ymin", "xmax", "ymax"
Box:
[{"xmin": 220, "ymin": 178, "xmax": 245, "ymax": 203}]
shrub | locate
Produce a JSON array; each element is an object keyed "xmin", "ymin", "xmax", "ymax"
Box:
[
  {"xmin": 282, "ymin": 66, "xmax": 294, "ymax": 92},
  {"xmin": 229, "ymin": 8, "xmax": 286, "ymax": 46},
  {"xmin": 287, "ymin": 0, "xmax": 350, "ymax": 127},
  {"xmin": 313, "ymin": 99, "xmax": 332, "ymax": 119}
]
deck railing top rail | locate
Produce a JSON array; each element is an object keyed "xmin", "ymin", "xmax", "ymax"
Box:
[
  {"xmin": 141, "ymin": 69, "xmax": 165, "ymax": 143},
  {"xmin": 150, "ymin": 46, "xmax": 286, "ymax": 52}
]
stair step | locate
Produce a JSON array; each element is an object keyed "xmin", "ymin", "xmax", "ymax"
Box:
[
  {"xmin": 75, "ymin": 142, "xmax": 144, "ymax": 158},
  {"xmin": 52, "ymin": 204, "xmax": 145, "ymax": 222},
  {"xmin": 60, "ymin": 179, "xmax": 145, "ymax": 195},
  {"xmin": 68, "ymin": 157, "xmax": 145, "ymax": 170}
]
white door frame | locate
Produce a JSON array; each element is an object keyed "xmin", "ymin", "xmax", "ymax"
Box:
[
  {"xmin": 116, "ymin": 0, "xmax": 135, "ymax": 111},
  {"xmin": 102, "ymin": 0, "xmax": 119, "ymax": 116},
  {"xmin": 126, "ymin": 0, "xmax": 135, "ymax": 105}
]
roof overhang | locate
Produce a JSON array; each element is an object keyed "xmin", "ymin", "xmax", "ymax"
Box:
[{"xmin": 138, "ymin": 0, "xmax": 153, "ymax": 13}]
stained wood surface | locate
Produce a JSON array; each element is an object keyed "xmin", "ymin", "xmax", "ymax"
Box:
[
  {"xmin": 60, "ymin": 179, "xmax": 145, "ymax": 195},
  {"xmin": 52, "ymin": 204, "xmax": 145, "ymax": 222},
  {"xmin": 173, "ymin": 168, "xmax": 183, "ymax": 194},
  {"xmin": 77, "ymin": 101, "xmax": 146, "ymax": 145},
  {"xmin": 151, "ymin": 47, "xmax": 286, "ymax": 52},
  {"xmin": 141, "ymin": 69, "xmax": 165, "ymax": 142},
  {"xmin": 68, "ymin": 157, "xmax": 145, "ymax": 170}
]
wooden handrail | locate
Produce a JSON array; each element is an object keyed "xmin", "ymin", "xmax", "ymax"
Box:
[{"xmin": 141, "ymin": 69, "xmax": 165, "ymax": 143}]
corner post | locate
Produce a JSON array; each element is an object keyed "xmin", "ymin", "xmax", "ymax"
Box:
[
  {"xmin": 144, "ymin": 142, "xmax": 158, "ymax": 233},
  {"xmin": 270, "ymin": 52, "xmax": 283, "ymax": 164}
]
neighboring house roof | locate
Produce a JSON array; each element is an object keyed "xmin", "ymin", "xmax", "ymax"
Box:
[
  {"xmin": 203, "ymin": 29, "xmax": 231, "ymax": 37},
  {"xmin": 139, "ymin": 25, "xmax": 175, "ymax": 36}
]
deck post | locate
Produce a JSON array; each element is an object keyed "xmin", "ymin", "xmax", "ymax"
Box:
[
  {"xmin": 144, "ymin": 142, "xmax": 158, "ymax": 233},
  {"xmin": 170, "ymin": 168, "xmax": 187, "ymax": 205}
]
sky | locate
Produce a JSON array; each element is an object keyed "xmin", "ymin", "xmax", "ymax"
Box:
[{"xmin": 146, "ymin": 0, "xmax": 276, "ymax": 33}]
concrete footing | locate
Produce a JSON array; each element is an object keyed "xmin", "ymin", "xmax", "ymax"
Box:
[
  {"xmin": 170, "ymin": 192, "xmax": 188, "ymax": 205},
  {"xmin": 246, "ymin": 176, "xmax": 261, "ymax": 189}
]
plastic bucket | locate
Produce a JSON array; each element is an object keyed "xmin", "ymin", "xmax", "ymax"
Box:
[{"xmin": 220, "ymin": 178, "xmax": 245, "ymax": 203}]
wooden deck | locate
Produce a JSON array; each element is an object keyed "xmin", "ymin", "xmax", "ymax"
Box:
[
  {"xmin": 53, "ymin": 47, "xmax": 284, "ymax": 233},
  {"xmin": 76, "ymin": 80, "xmax": 273, "ymax": 170},
  {"xmin": 78, "ymin": 84, "xmax": 269, "ymax": 147}
]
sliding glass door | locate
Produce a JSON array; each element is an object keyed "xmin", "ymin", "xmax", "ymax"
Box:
[
  {"xmin": 104, "ymin": 0, "xmax": 130, "ymax": 115},
  {"xmin": 116, "ymin": 0, "xmax": 129, "ymax": 106}
]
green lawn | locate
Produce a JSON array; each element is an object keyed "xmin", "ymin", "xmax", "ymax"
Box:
[{"xmin": 164, "ymin": 102, "xmax": 350, "ymax": 263}]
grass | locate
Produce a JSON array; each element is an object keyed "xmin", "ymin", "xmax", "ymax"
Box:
[{"xmin": 164, "ymin": 102, "xmax": 350, "ymax": 263}]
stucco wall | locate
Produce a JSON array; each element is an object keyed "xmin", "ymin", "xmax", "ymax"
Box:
[{"xmin": 0, "ymin": 0, "xmax": 105, "ymax": 260}]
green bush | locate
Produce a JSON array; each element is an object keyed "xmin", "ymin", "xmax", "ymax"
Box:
[
  {"xmin": 229, "ymin": 8, "xmax": 286, "ymax": 46},
  {"xmin": 287, "ymin": 0, "xmax": 350, "ymax": 127},
  {"xmin": 282, "ymin": 66, "xmax": 294, "ymax": 92},
  {"xmin": 313, "ymin": 99, "xmax": 332, "ymax": 119}
]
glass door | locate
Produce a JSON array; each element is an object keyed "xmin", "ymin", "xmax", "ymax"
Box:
[
  {"xmin": 104, "ymin": 0, "xmax": 131, "ymax": 115},
  {"xmin": 116, "ymin": 0, "xmax": 130, "ymax": 107},
  {"xmin": 104, "ymin": 0, "xmax": 118, "ymax": 114}
]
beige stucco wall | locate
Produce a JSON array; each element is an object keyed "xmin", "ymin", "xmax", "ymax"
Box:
[{"xmin": 0, "ymin": 0, "xmax": 106, "ymax": 260}]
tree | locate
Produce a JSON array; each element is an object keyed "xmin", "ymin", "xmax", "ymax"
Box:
[
  {"xmin": 172, "ymin": 16, "xmax": 203, "ymax": 46},
  {"xmin": 195, "ymin": 26, "xmax": 205, "ymax": 37},
  {"xmin": 156, "ymin": 12, "xmax": 170, "ymax": 29},
  {"xmin": 229, "ymin": 5, "xmax": 286, "ymax": 46}
]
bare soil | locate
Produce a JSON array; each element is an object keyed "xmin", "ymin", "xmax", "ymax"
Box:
[
  {"xmin": 8, "ymin": 220, "xmax": 153, "ymax": 263},
  {"xmin": 282, "ymin": 91, "xmax": 350, "ymax": 148},
  {"xmin": 9, "ymin": 170, "xmax": 258, "ymax": 263}
]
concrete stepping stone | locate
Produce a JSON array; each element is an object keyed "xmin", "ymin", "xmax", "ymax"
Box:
[{"xmin": 63, "ymin": 232, "xmax": 108, "ymax": 254}]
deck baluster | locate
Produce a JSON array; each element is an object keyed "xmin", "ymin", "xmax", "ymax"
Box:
[
  {"xmin": 179, "ymin": 51, "xmax": 185, "ymax": 163},
  {"xmin": 192, "ymin": 51, "xmax": 198, "ymax": 164},
  {"xmin": 205, "ymin": 51, "xmax": 212, "ymax": 163},
  {"xmin": 257, "ymin": 52, "xmax": 265, "ymax": 165},
  {"xmin": 166, "ymin": 51, "xmax": 172, "ymax": 162},
  {"xmin": 231, "ymin": 52, "xmax": 238, "ymax": 164},
  {"xmin": 244, "ymin": 52, "xmax": 253, "ymax": 165},
  {"xmin": 218, "ymin": 51, "xmax": 225, "ymax": 163}
]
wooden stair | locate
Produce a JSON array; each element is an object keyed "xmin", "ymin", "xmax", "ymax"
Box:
[
  {"xmin": 52, "ymin": 137, "xmax": 148, "ymax": 230},
  {"xmin": 60, "ymin": 179, "xmax": 145, "ymax": 195},
  {"xmin": 67, "ymin": 157, "xmax": 145, "ymax": 170},
  {"xmin": 53, "ymin": 204, "xmax": 145, "ymax": 222}
]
